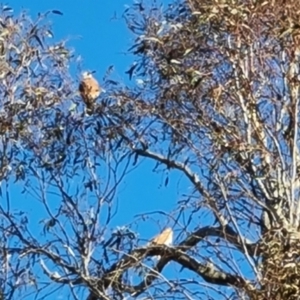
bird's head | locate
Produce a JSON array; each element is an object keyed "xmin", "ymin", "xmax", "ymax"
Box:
[{"xmin": 81, "ymin": 71, "xmax": 94, "ymax": 80}]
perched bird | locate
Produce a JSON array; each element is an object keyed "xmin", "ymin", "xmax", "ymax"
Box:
[
  {"xmin": 149, "ymin": 227, "xmax": 173, "ymax": 246},
  {"xmin": 79, "ymin": 71, "xmax": 101, "ymax": 112},
  {"xmin": 148, "ymin": 228, "xmax": 173, "ymax": 261}
]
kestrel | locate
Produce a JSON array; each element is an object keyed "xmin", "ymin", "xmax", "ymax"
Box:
[
  {"xmin": 79, "ymin": 71, "xmax": 101, "ymax": 110},
  {"xmin": 149, "ymin": 228, "xmax": 173, "ymax": 246},
  {"xmin": 148, "ymin": 228, "xmax": 173, "ymax": 260}
]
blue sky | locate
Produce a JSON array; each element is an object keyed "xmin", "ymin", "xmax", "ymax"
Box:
[
  {"xmin": 1, "ymin": 1, "xmax": 253, "ymax": 299},
  {"xmin": 1, "ymin": 1, "xmax": 188, "ymax": 298},
  {"xmin": 6, "ymin": 0, "xmax": 186, "ymax": 255},
  {"xmin": 10, "ymin": 0, "xmax": 132, "ymax": 75}
]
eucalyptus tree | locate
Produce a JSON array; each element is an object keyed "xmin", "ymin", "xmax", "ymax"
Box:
[{"xmin": 2, "ymin": 1, "xmax": 300, "ymax": 300}]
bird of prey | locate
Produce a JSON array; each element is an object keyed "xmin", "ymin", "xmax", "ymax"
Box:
[
  {"xmin": 148, "ymin": 227, "xmax": 173, "ymax": 260},
  {"xmin": 150, "ymin": 227, "xmax": 173, "ymax": 246},
  {"xmin": 79, "ymin": 71, "xmax": 101, "ymax": 111}
]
